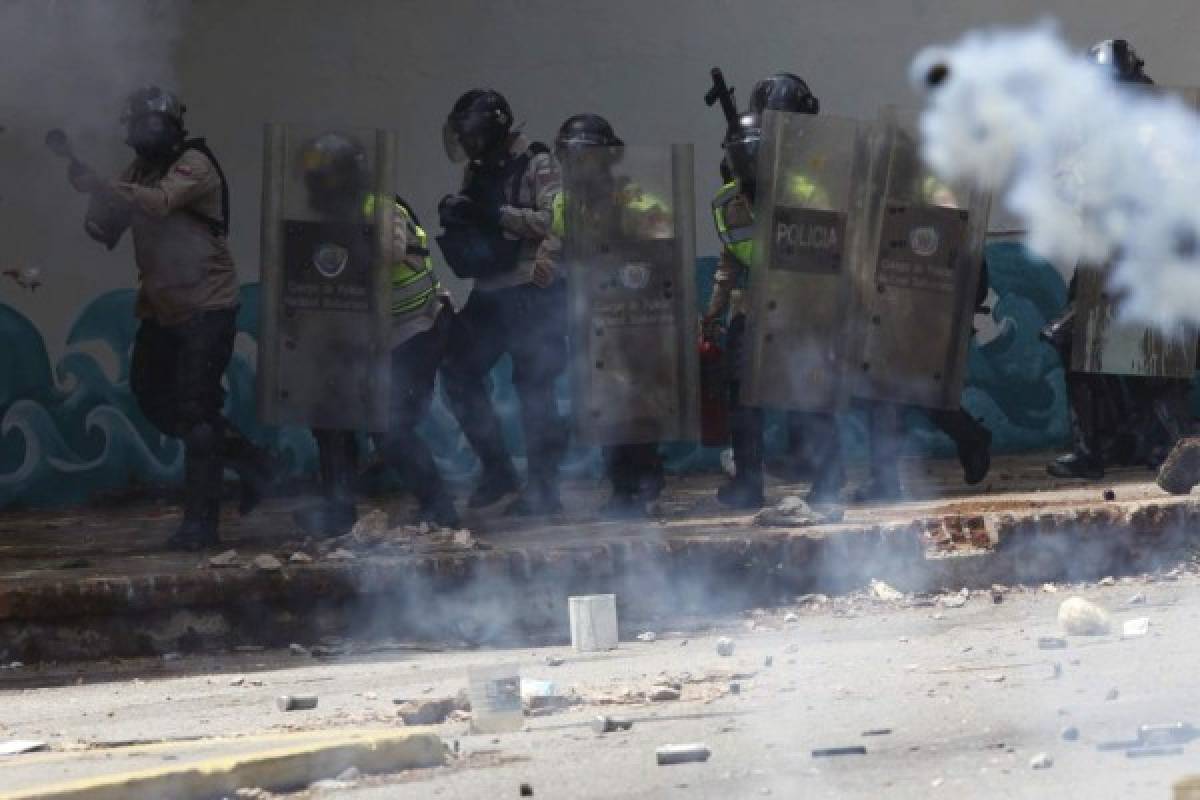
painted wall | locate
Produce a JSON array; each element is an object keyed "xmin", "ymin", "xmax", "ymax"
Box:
[{"xmin": 1, "ymin": 0, "xmax": 1197, "ymax": 507}]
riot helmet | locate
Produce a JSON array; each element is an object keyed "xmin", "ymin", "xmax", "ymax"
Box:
[
  {"xmin": 722, "ymin": 110, "xmax": 763, "ymax": 198},
  {"xmin": 555, "ymin": 113, "xmax": 624, "ymax": 180},
  {"xmin": 299, "ymin": 132, "xmax": 370, "ymax": 218},
  {"xmin": 747, "ymin": 72, "xmax": 820, "ymax": 115},
  {"xmin": 121, "ymin": 86, "xmax": 186, "ymax": 162},
  {"xmin": 444, "ymin": 89, "xmax": 514, "ymax": 163},
  {"xmin": 1088, "ymin": 39, "xmax": 1152, "ymax": 84}
]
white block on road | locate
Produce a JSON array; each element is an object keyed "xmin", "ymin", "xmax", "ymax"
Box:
[{"xmin": 569, "ymin": 594, "xmax": 618, "ymax": 652}]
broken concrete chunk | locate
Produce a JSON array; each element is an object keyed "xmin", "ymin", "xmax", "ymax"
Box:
[
  {"xmin": 870, "ymin": 580, "xmax": 904, "ymax": 603},
  {"xmin": 1129, "ymin": 593, "xmax": 1147, "ymax": 605},
  {"xmin": 754, "ymin": 496, "xmax": 841, "ymax": 527},
  {"xmin": 1156, "ymin": 436, "xmax": 1200, "ymax": 495},
  {"xmin": 207, "ymin": 549, "xmax": 239, "ymax": 568},
  {"xmin": 1030, "ymin": 752, "xmax": 1053, "ymax": 769},
  {"xmin": 289, "ymin": 643, "xmax": 309, "ymax": 657},
  {"xmin": 289, "ymin": 552, "xmax": 313, "ymax": 564},
  {"xmin": 396, "ymin": 697, "xmax": 458, "ymax": 725},
  {"xmin": 637, "ymin": 632, "xmax": 658, "ymax": 642},
  {"xmin": 648, "ymin": 685, "xmax": 682, "ymax": 702},
  {"xmin": 1061, "ymin": 726, "xmax": 1080, "ymax": 742},
  {"xmin": 350, "ymin": 509, "xmax": 389, "ymax": 537},
  {"xmin": 592, "ymin": 715, "xmax": 634, "ymax": 734},
  {"xmin": 1098, "ymin": 576, "xmax": 1115, "ymax": 586},
  {"xmin": 1122, "ymin": 618, "xmax": 1150, "ymax": 638},
  {"xmin": 1058, "ymin": 597, "xmax": 1112, "ymax": 636},
  {"xmin": 325, "ymin": 548, "xmax": 356, "ymax": 562},
  {"xmin": 716, "ymin": 637, "xmax": 735, "ymax": 657},
  {"xmin": 252, "ymin": 554, "xmax": 282, "ymax": 572}
]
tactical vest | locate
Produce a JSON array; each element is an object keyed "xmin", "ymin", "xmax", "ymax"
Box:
[
  {"xmin": 363, "ymin": 194, "xmax": 441, "ymax": 320},
  {"xmin": 711, "ymin": 181, "xmax": 754, "ymax": 269}
]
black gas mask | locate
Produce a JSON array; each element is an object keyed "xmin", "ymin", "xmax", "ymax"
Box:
[{"xmin": 125, "ymin": 112, "xmax": 183, "ymax": 164}]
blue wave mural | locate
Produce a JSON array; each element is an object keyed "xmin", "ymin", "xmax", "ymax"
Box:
[{"xmin": 0, "ymin": 242, "xmax": 1075, "ymax": 509}]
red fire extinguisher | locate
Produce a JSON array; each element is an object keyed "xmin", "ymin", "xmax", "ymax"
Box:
[{"xmin": 699, "ymin": 334, "xmax": 730, "ymax": 447}]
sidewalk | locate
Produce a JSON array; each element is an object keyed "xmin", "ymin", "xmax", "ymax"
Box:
[{"xmin": 1, "ymin": 453, "xmax": 1196, "ymax": 662}]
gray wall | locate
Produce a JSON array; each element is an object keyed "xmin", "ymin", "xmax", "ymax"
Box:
[{"xmin": 3, "ymin": 0, "xmax": 1200, "ymax": 352}]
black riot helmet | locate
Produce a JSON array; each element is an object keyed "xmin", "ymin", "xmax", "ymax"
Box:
[
  {"xmin": 444, "ymin": 89, "xmax": 514, "ymax": 163},
  {"xmin": 748, "ymin": 72, "xmax": 820, "ymax": 115},
  {"xmin": 555, "ymin": 113, "xmax": 624, "ymax": 179},
  {"xmin": 722, "ymin": 110, "xmax": 763, "ymax": 197},
  {"xmin": 299, "ymin": 132, "xmax": 370, "ymax": 218},
  {"xmin": 1088, "ymin": 39, "xmax": 1152, "ymax": 84},
  {"xmin": 121, "ymin": 86, "xmax": 187, "ymax": 162}
]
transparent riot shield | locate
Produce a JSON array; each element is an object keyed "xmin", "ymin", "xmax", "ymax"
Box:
[
  {"xmin": 848, "ymin": 110, "xmax": 991, "ymax": 409},
  {"xmin": 258, "ymin": 125, "xmax": 396, "ymax": 432},
  {"xmin": 743, "ymin": 111, "xmax": 871, "ymax": 411},
  {"xmin": 1068, "ymin": 87, "xmax": 1198, "ymax": 378},
  {"xmin": 562, "ymin": 144, "xmax": 699, "ymax": 445}
]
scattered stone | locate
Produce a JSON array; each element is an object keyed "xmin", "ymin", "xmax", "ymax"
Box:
[
  {"xmin": 648, "ymin": 685, "xmax": 682, "ymax": 702},
  {"xmin": 728, "ymin": 682, "xmax": 741, "ymax": 695},
  {"xmin": 396, "ymin": 697, "xmax": 459, "ymax": 725},
  {"xmin": 277, "ymin": 695, "xmax": 318, "ymax": 711},
  {"xmin": 1057, "ymin": 597, "xmax": 1112, "ymax": 636},
  {"xmin": 161, "ymin": 652, "xmax": 181, "ymax": 662},
  {"xmin": 1106, "ymin": 688, "xmax": 1120, "ymax": 701},
  {"xmin": 656, "ymin": 743, "xmax": 712, "ymax": 765},
  {"xmin": 1122, "ymin": 617, "xmax": 1150, "ymax": 638},
  {"xmin": 1061, "ymin": 726, "xmax": 1080, "ymax": 742},
  {"xmin": 544, "ymin": 656, "xmax": 565, "ymax": 667},
  {"xmin": 783, "ymin": 612, "xmax": 798, "ymax": 623},
  {"xmin": 1129, "ymin": 593, "xmax": 1147, "ymax": 605},
  {"xmin": 1156, "ymin": 436, "xmax": 1200, "ymax": 495},
  {"xmin": 310, "ymin": 778, "xmax": 355, "ymax": 791},
  {"xmin": 753, "ymin": 495, "xmax": 838, "ymax": 527},
  {"xmin": 991, "ymin": 591, "xmax": 1004, "ymax": 605},
  {"xmin": 716, "ymin": 638, "xmax": 735, "ymax": 657},
  {"xmin": 1098, "ymin": 576, "xmax": 1115, "ymax": 586},
  {"xmin": 592, "ymin": 715, "xmax": 633, "ymax": 734},
  {"xmin": 520, "ymin": 784, "xmax": 534, "ymax": 797},
  {"xmin": 941, "ymin": 589, "xmax": 969, "ymax": 609},
  {"xmin": 252, "ymin": 554, "xmax": 283, "ymax": 572},
  {"xmin": 289, "ymin": 643, "xmax": 309, "ymax": 657},
  {"xmin": 350, "ymin": 509, "xmax": 389, "ymax": 537},
  {"xmin": 1030, "ymin": 752, "xmax": 1053, "ymax": 770},
  {"xmin": 1038, "ymin": 636, "xmax": 1068, "ymax": 650},
  {"xmin": 870, "ymin": 580, "xmax": 904, "ymax": 603},
  {"xmin": 208, "ymin": 549, "xmax": 239, "ymax": 568},
  {"xmin": 797, "ymin": 593, "xmax": 828, "ymax": 606},
  {"xmin": 288, "ymin": 552, "xmax": 312, "ymax": 564},
  {"xmin": 1103, "ymin": 489, "xmax": 1116, "ymax": 502},
  {"xmin": 637, "ymin": 632, "xmax": 658, "ymax": 642},
  {"xmin": 1042, "ymin": 583, "xmax": 1059, "ymax": 593},
  {"xmin": 325, "ymin": 549, "xmax": 356, "ymax": 562},
  {"xmin": 229, "ymin": 676, "xmax": 245, "ymax": 687}
]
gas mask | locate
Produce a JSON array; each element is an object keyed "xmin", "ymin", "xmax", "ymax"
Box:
[{"xmin": 125, "ymin": 113, "xmax": 183, "ymax": 164}]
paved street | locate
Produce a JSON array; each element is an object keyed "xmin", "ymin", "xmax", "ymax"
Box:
[{"xmin": 4, "ymin": 564, "xmax": 1200, "ymax": 798}]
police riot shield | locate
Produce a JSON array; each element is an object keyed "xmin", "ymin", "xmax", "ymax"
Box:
[
  {"xmin": 562, "ymin": 144, "xmax": 699, "ymax": 445},
  {"xmin": 743, "ymin": 111, "xmax": 871, "ymax": 411},
  {"xmin": 258, "ymin": 125, "xmax": 397, "ymax": 432},
  {"xmin": 1069, "ymin": 87, "xmax": 1198, "ymax": 378},
  {"xmin": 848, "ymin": 110, "xmax": 991, "ymax": 409}
]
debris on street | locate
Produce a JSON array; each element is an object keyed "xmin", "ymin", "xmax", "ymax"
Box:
[
  {"xmin": 1156, "ymin": 435, "xmax": 1200, "ymax": 495},
  {"xmin": 1061, "ymin": 726, "xmax": 1080, "ymax": 741},
  {"xmin": 656, "ymin": 743, "xmax": 712, "ymax": 765},
  {"xmin": 1129, "ymin": 592, "xmax": 1147, "ymax": 605},
  {"xmin": 812, "ymin": 746, "xmax": 867, "ymax": 757},
  {"xmin": 252, "ymin": 553, "xmax": 282, "ymax": 572},
  {"xmin": 648, "ymin": 685, "xmax": 682, "ymax": 702},
  {"xmin": 754, "ymin": 496, "xmax": 843, "ymax": 527},
  {"xmin": 207, "ymin": 549, "xmax": 239, "ymax": 568},
  {"xmin": 569, "ymin": 594, "xmax": 618, "ymax": 652},
  {"xmin": 636, "ymin": 632, "xmax": 657, "ymax": 642},
  {"xmin": 1106, "ymin": 688, "xmax": 1120, "ymax": 701},
  {"xmin": 1057, "ymin": 597, "xmax": 1112, "ymax": 636},
  {"xmin": 940, "ymin": 589, "xmax": 969, "ymax": 609},
  {"xmin": 396, "ymin": 695, "xmax": 465, "ymax": 725},
  {"xmin": 870, "ymin": 580, "xmax": 904, "ymax": 603},
  {"xmin": 544, "ymin": 656, "xmax": 565, "ymax": 667},
  {"xmin": 325, "ymin": 548, "xmax": 356, "ymax": 562},
  {"xmin": 1030, "ymin": 752, "xmax": 1054, "ymax": 769},
  {"xmin": 592, "ymin": 715, "xmax": 634, "ymax": 734},
  {"xmin": 862, "ymin": 729, "xmax": 893, "ymax": 737},
  {"xmin": 276, "ymin": 695, "xmax": 319, "ymax": 712},
  {"xmin": 1122, "ymin": 617, "xmax": 1150, "ymax": 638},
  {"xmin": 288, "ymin": 552, "xmax": 312, "ymax": 564},
  {"xmin": 716, "ymin": 637, "xmax": 735, "ymax": 657}
]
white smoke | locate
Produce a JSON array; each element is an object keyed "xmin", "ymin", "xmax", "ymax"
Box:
[{"xmin": 910, "ymin": 22, "xmax": 1200, "ymax": 329}]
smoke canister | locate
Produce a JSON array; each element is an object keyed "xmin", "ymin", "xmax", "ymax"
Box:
[{"xmin": 655, "ymin": 743, "xmax": 712, "ymax": 765}]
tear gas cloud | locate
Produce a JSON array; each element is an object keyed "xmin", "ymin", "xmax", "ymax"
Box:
[{"xmin": 911, "ymin": 23, "xmax": 1200, "ymax": 330}]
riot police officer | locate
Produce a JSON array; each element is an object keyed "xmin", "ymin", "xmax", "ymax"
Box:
[
  {"xmin": 437, "ymin": 89, "xmax": 567, "ymax": 516},
  {"xmin": 702, "ymin": 72, "xmax": 845, "ymax": 509},
  {"xmin": 68, "ymin": 87, "xmax": 271, "ymax": 550},
  {"xmin": 1045, "ymin": 39, "xmax": 1192, "ymax": 480},
  {"xmin": 549, "ymin": 113, "xmax": 669, "ymax": 515},
  {"xmin": 292, "ymin": 133, "xmax": 459, "ymax": 534}
]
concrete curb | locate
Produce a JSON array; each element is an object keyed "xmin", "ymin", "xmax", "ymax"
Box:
[{"xmin": 0, "ymin": 729, "xmax": 446, "ymax": 800}]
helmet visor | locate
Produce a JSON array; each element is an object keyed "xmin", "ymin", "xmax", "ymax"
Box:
[
  {"xmin": 444, "ymin": 110, "xmax": 505, "ymax": 161},
  {"xmin": 723, "ymin": 129, "xmax": 762, "ymax": 189}
]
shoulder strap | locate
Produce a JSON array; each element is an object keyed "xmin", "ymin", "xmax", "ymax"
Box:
[{"xmin": 181, "ymin": 138, "xmax": 230, "ymax": 237}]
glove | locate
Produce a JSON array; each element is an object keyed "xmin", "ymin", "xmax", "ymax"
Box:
[
  {"xmin": 67, "ymin": 161, "xmax": 102, "ymax": 194},
  {"xmin": 438, "ymin": 194, "xmax": 484, "ymax": 227},
  {"xmin": 531, "ymin": 256, "xmax": 557, "ymax": 288}
]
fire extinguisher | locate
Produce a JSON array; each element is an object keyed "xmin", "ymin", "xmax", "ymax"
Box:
[{"xmin": 699, "ymin": 332, "xmax": 730, "ymax": 447}]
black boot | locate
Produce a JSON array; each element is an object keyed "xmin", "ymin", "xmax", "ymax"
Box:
[
  {"xmin": 719, "ymin": 388, "xmax": 764, "ymax": 510},
  {"xmin": 934, "ymin": 410, "xmax": 992, "ymax": 486},
  {"xmin": 505, "ymin": 476, "xmax": 563, "ymax": 517},
  {"xmin": 170, "ymin": 421, "xmax": 223, "ymax": 550},
  {"xmin": 419, "ymin": 493, "xmax": 461, "ymax": 529},
  {"xmin": 468, "ymin": 463, "xmax": 521, "ymax": 509},
  {"xmin": 1047, "ymin": 452, "xmax": 1104, "ymax": 480},
  {"xmin": 1047, "ymin": 372, "xmax": 1105, "ymax": 480},
  {"xmin": 224, "ymin": 430, "xmax": 275, "ymax": 515},
  {"xmin": 856, "ymin": 403, "xmax": 904, "ymax": 503}
]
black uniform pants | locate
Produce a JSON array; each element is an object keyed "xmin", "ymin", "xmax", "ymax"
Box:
[
  {"xmin": 441, "ymin": 280, "xmax": 569, "ymax": 487},
  {"xmin": 866, "ymin": 402, "xmax": 988, "ymax": 481},
  {"xmin": 130, "ymin": 308, "xmax": 237, "ymax": 523},
  {"xmin": 376, "ymin": 305, "xmax": 453, "ymax": 509}
]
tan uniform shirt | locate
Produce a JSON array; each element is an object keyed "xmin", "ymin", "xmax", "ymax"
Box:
[
  {"xmin": 87, "ymin": 148, "xmax": 239, "ymax": 326},
  {"xmin": 464, "ymin": 134, "xmax": 560, "ymax": 292}
]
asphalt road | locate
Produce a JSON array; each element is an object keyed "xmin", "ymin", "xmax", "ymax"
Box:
[{"xmin": 3, "ymin": 569, "xmax": 1200, "ymax": 799}]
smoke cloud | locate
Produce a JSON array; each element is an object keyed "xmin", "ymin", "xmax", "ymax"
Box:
[{"xmin": 910, "ymin": 22, "xmax": 1200, "ymax": 330}]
